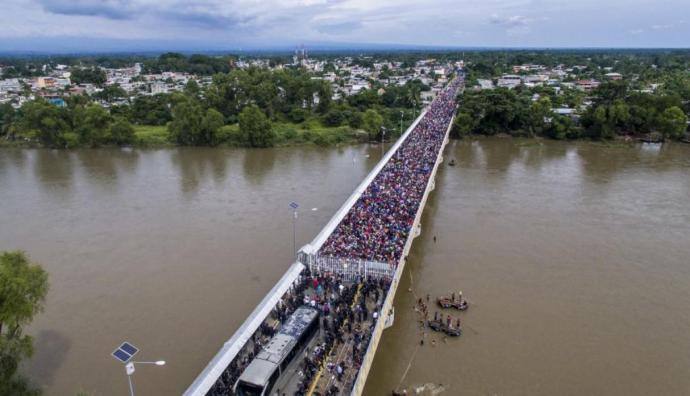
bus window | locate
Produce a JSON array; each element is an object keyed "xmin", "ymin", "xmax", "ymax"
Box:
[{"xmin": 267, "ymin": 368, "xmax": 280, "ymax": 394}]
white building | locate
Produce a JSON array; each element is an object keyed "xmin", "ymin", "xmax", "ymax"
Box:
[{"xmin": 497, "ymin": 75, "xmax": 522, "ymax": 89}]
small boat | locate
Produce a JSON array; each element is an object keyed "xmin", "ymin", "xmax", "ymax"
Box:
[
  {"xmin": 444, "ymin": 327, "xmax": 462, "ymax": 337},
  {"xmin": 437, "ymin": 296, "xmax": 469, "ymax": 311},
  {"xmin": 428, "ymin": 319, "xmax": 444, "ymax": 332},
  {"xmin": 426, "ymin": 319, "xmax": 462, "ymax": 336},
  {"xmin": 448, "ymin": 159, "xmax": 456, "ymax": 166},
  {"xmin": 638, "ymin": 133, "xmax": 663, "ymax": 144}
]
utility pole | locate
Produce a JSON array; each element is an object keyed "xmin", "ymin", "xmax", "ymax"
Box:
[
  {"xmin": 289, "ymin": 202, "xmax": 299, "ymax": 258},
  {"xmin": 400, "ymin": 110, "xmax": 404, "ymax": 136},
  {"xmin": 380, "ymin": 126, "xmax": 386, "ymax": 157}
]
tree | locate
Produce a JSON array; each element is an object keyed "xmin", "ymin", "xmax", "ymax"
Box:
[
  {"xmin": 130, "ymin": 95, "xmax": 172, "ymax": 126},
  {"xmin": 547, "ymin": 115, "xmax": 576, "ymax": 140},
  {"xmin": 94, "ymin": 85, "xmax": 128, "ymax": 103},
  {"xmin": 451, "ymin": 112, "xmax": 476, "ymax": 138},
  {"xmin": 362, "ymin": 109, "xmax": 384, "ymax": 141},
  {"xmin": 108, "ymin": 117, "xmax": 136, "ymax": 145},
  {"xmin": 0, "ymin": 251, "xmax": 48, "ymax": 396},
  {"xmin": 70, "ymin": 67, "xmax": 106, "ymax": 87},
  {"xmin": 200, "ymin": 108, "xmax": 224, "ymax": 146},
  {"xmin": 658, "ymin": 106, "xmax": 688, "ymax": 140},
  {"xmin": 0, "ymin": 103, "xmax": 16, "ymax": 139},
  {"xmin": 316, "ymin": 82, "xmax": 332, "ymax": 114},
  {"xmin": 17, "ymin": 100, "xmax": 71, "ymax": 147},
  {"xmin": 323, "ymin": 109, "xmax": 345, "ymax": 127},
  {"xmin": 528, "ymin": 96, "xmax": 552, "ymax": 137},
  {"xmin": 74, "ymin": 104, "xmax": 112, "ymax": 146},
  {"xmin": 239, "ymin": 105, "xmax": 274, "ymax": 148},
  {"xmin": 168, "ymin": 99, "xmax": 204, "ymax": 145},
  {"xmin": 184, "ymin": 79, "xmax": 200, "ymax": 97}
]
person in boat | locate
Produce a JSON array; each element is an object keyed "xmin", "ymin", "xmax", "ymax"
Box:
[
  {"xmin": 446, "ymin": 315, "xmax": 451, "ymax": 328},
  {"xmin": 458, "ymin": 291, "xmax": 463, "ymax": 303}
]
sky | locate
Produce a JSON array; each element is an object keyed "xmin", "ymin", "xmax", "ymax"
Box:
[{"xmin": 0, "ymin": 0, "xmax": 689, "ymax": 52}]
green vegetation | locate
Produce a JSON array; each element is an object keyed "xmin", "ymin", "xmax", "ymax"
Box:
[
  {"xmin": 142, "ymin": 52, "xmax": 234, "ymax": 75},
  {"xmin": 238, "ymin": 105, "xmax": 275, "ymax": 148},
  {"xmin": 0, "ymin": 251, "xmax": 49, "ymax": 396},
  {"xmin": 454, "ymin": 81, "xmax": 689, "ymax": 141},
  {"xmin": 133, "ymin": 125, "xmax": 169, "ymax": 145},
  {"xmin": 70, "ymin": 67, "xmax": 107, "ymax": 87},
  {"xmin": 2, "ymin": 64, "xmax": 419, "ymax": 148},
  {"xmin": 4, "ymin": 50, "xmax": 688, "ymax": 148}
]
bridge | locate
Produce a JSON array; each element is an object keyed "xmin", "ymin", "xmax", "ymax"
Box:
[{"xmin": 185, "ymin": 73, "xmax": 464, "ymax": 396}]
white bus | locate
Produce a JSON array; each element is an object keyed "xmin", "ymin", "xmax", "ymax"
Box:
[{"xmin": 234, "ymin": 306, "xmax": 320, "ymax": 396}]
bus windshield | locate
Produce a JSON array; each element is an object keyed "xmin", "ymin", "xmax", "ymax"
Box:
[{"xmin": 236, "ymin": 381, "xmax": 264, "ymax": 396}]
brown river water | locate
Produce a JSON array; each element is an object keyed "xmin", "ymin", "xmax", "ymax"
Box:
[{"xmin": 1, "ymin": 139, "xmax": 689, "ymax": 396}]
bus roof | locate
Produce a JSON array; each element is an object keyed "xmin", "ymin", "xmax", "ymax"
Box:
[
  {"xmin": 279, "ymin": 306, "xmax": 319, "ymax": 338},
  {"xmin": 238, "ymin": 358, "xmax": 277, "ymax": 388}
]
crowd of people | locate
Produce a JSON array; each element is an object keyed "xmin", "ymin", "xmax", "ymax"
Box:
[
  {"xmin": 207, "ymin": 268, "xmax": 390, "ymax": 396},
  {"xmin": 294, "ymin": 276, "xmax": 389, "ymax": 395},
  {"xmin": 319, "ymin": 75, "xmax": 464, "ymax": 264}
]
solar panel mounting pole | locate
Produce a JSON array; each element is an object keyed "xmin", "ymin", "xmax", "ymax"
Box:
[{"xmin": 126, "ymin": 363, "xmax": 135, "ymax": 396}]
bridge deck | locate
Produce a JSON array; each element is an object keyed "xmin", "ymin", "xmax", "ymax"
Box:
[{"xmin": 185, "ymin": 73, "xmax": 464, "ymax": 396}]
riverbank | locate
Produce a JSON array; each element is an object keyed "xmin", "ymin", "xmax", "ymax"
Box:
[
  {"xmin": 4, "ymin": 126, "xmax": 686, "ymax": 150},
  {"xmin": 0, "ymin": 120, "xmax": 370, "ymax": 149}
]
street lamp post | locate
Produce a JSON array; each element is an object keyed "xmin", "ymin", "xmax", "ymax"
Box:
[
  {"xmin": 112, "ymin": 342, "xmax": 165, "ymax": 396},
  {"xmin": 125, "ymin": 361, "xmax": 166, "ymax": 396},
  {"xmin": 289, "ymin": 202, "xmax": 299, "ymax": 258}
]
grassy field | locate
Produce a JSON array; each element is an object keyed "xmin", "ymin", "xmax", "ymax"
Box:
[
  {"xmin": 218, "ymin": 119, "xmax": 367, "ymax": 147},
  {"xmin": 133, "ymin": 125, "xmax": 170, "ymax": 146}
]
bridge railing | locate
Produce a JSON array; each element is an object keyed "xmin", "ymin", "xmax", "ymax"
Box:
[{"xmin": 298, "ymin": 252, "xmax": 395, "ymax": 281}]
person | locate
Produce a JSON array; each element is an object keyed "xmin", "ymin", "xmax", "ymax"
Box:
[
  {"xmin": 433, "ymin": 235, "xmax": 437, "ymax": 243},
  {"xmin": 426, "ymin": 293, "xmax": 430, "ymax": 302},
  {"xmin": 431, "ymin": 339, "xmax": 436, "ymax": 347},
  {"xmin": 446, "ymin": 315, "xmax": 451, "ymax": 328}
]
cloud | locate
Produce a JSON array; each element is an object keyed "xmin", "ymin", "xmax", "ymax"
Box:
[
  {"xmin": 489, "ymin": 14, "xmax": 529, "ymax": 27},
  {"xmin": 315, "ymin": 21, "xmax": 362, "ymax": 35},
  {"xmin": 37, "ymin": 0, "xmax": 134, "ymax": 19},
  {"xmin": 2, "ymin": 0, "xmax": 689, "ymax": 49}
]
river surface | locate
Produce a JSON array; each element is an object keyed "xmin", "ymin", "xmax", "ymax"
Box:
[{"xmin": 0, "ymin": 139, "xmax": 689, "ymax": 395}]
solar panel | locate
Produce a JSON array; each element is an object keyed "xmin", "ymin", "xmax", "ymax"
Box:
[
  {"xmin": 120, "ymin": 342, "xmax": 139, "ymax": 356},
  {"xmin": 112, "ymin": 348, "xmax": 132, "ymax": 363},
  {"xmin": 111, "ymin": 341, "xmax": 139, "ymax": 363}
]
